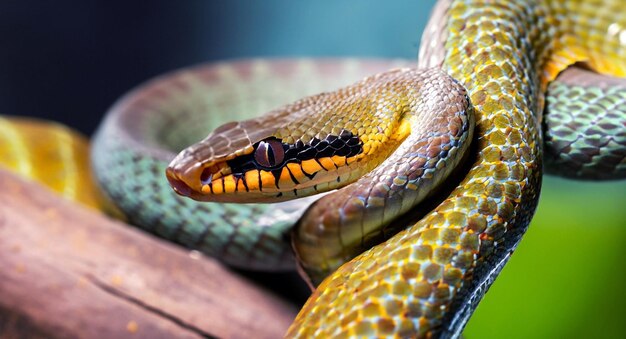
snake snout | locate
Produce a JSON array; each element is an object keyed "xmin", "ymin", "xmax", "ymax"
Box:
[
  {"xmin": 166, "ymin": 157, "xmax": 229, "ymax": 199},
  {"xmin": 165, "ymin": 166, "xmax": 193, "ymax": 197},
  {"xmin": 165, "ymin": 154, "xmax": 209, "ymax": 197}
]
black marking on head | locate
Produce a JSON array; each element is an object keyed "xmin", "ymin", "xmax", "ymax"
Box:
[
  {"xmin": 234, "ymin": 173, "xmax": 249, "ymax": 192},
  {"xmin": 226, "ymin": 129, "xmax": 363, "ymax": 178},
  {"xmin": 301, "ymin": 162, "xmax": 319, "ymax": 177},
  {"xmin": 272, "ymin": 169, "xmax": 282, "ymax": 188},
  {"xmin": 286, "ymin": 167, "xmax": 300, "ymax": 185}
]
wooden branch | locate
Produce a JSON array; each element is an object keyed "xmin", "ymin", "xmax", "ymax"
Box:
[{"xmin": 0, "ymin": 169, "xmax": 298, "ymax": 339}]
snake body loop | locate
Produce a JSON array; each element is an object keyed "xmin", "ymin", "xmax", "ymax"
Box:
[
  {"xmin": 85, "ymin": 0, "xmax": 626, "ymax": 337},
  {"xmin": 0, "ymin": 2, "xmax": 624, "ymax": 338},
  {"xmin": 164, "ymin": 67, "xmax": 476, "ymax": 287},
  {"xmin": 91, "ymin": 59, "xmax": 415, "ymax": 270},
  {"xmin": 0, "ymin": 117, "xmax": 120, "ymax": 214},
  {"xmin": 287, "ymin": 68, "xmax": 475, "ymax": 286},
  {"xmin": 544, "ymin": 68, "xmax": 626, "ymax": 179},
  {"xmin": 166, "ymin": 68, "xmax": 473, "ymax": 207},
  {"xmin": 285, "ymin": 0, "xmax": 626, "ymax": 337}
]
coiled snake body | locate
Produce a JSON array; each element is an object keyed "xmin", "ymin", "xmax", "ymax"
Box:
[
  {"xmin": 4, "ymin": 0, "xmax": 623, "ymax": 337},
  {"xmin": 96, "ymin": 0, "xmax": 626, "ymax": 337},
  {"xmin": 285, "ymin": 0, "xmax": 626, "ymax": 336}
]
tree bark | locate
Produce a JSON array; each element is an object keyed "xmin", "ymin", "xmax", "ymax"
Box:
[{"xmin": 0, "ymin": 169, "xmax": 298, "ymax": 339}]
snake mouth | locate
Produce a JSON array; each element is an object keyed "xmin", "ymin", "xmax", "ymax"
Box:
[
  {"xmin": 165, "ymin": 166, "xmax": 194, "ymax": 197},
  {"xmin": 166, "ymin": 172, "xmax": 192, "ymax": 197},
  {"xmin": 166, "ymin": 157, "xmax": 236, "ymax": 199},
  {"xmin": 165, "ymin": 128, "xmax": 367, "ymax": 202},
  {"xmin": 165, "ymin": 161, "xmax": 227, "ymax": 199}
]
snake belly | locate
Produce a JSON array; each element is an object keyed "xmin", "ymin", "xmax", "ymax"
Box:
[{"xmin": 286, "ymin": 0, "xmax": 626, "ymax": 337}]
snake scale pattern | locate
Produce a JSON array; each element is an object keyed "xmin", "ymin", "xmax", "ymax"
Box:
[
  {"xmin": 91, "ymin": 59, "xmax": 418, "ymax": 271},
  {"xmin": 0, "ymin": 117, "xmax": 118, "ymax": 214},
  {"xmin": 286, "ymin": 0, "xmax": 626, "ymax": 337},
  {"xmin": 0, "ymin": 0, "xmax": 624, "ymax": 338}
]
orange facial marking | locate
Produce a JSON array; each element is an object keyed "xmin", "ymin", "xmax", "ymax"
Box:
[
  {"xmin": 211, "ymin": 181, "xmax": 224, "ymax": 194},
  {"xmin": 301, "ymin": 159, "xmax": 323, "ymax": 175},
  {"xmin": 318, "ymin": 157, "xmax": 337, "ymax": 171},
  {"xmin": 201, "ymin": 184, "xmax": 212, "ymax": 194},
  {"xmin": 259, "ymin": 170, "xmax": 275, "ymax": 190},
  {"xmin": 223, "ymin": 176, "xmax": 236, "ymax": 193},
  {"xmin": 331, "ymin": 155, "xmax": 347, "ymax": 167},
  {"xmin": 236, "ymin": 177, "xmax": 247, "ymax": 192},
  {"xmin": 279, "ymin": 167, "xmax": 295, "ymax": 188},
  {"xmin": 245, "ymin": 171, "xmax": 260, "ymax": 191},
  {"xmin": 287, "ymin": 163, "xmax": 307, "ymax": 182}
]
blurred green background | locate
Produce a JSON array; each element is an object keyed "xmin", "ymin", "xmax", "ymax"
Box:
[
  {"xmin": 2, "ymin": 0, "xmax": 625, "ymax": 337},
  {"xmin": 465, "ymin": 178, "xmax": 626, "ymax": 338}
]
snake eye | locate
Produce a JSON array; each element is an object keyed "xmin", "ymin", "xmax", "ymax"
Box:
[{"xmin": 254, "ymin": 139, "xmax": 285, "ymax": 168}]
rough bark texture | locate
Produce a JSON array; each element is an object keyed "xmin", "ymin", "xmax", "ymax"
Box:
[{"xmin": 0, "ymin": 169, "xmax": 298, "ymax": 339}]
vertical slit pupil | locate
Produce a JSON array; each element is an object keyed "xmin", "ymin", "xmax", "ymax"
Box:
[
  {"xmin": 267, "ymin": 145, "xmax": 275, "ymax": 164},
  {"xmin": 254, "ymin": 139, "xmax": 285, "ymax": 168}
]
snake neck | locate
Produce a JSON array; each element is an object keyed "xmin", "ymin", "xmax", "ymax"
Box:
[
  {"xmin": 420, "ymin": 0, "xmax": 626, "ymax": 335},
  {"xmin": 423, "ymin": 0, "xmax": 626, "ymax": 111},
  {"xmin": 418, "ymin": 0, "xmax": 626, "ymax": 233}
]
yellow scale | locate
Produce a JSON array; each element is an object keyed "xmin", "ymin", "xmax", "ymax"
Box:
[{"xmin": 0, "ymin": 116, "xmax": 121, "ymax": 216}]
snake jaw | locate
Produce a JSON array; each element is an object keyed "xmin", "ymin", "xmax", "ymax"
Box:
[
  {"xmin": 167, "ymin": 68, "xmax": 464, "ymax": 204},
  {"xmin": 165, "ymin": 161, "xmax": 201, "ymax": 198},
  {"xmin": 166, "ymin": 151, "xmax": 235, "ymax": 200}
]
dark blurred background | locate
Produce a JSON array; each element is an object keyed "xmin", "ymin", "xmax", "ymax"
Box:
[
  {"xmin": 1, "ymin": 1, "xmax": 624, "ymax": 338},
  {"xmin": 0, "ymin": 0, "xmax": 432, "ymax": 135}
]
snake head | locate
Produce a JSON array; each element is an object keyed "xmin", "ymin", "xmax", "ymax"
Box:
[
  {"xmin": 165, "ymin": 68, "xmax": 444, "ymax": 203},
  {"xmin": 165, "ymin": 117, "xmax": 364, "ymax": 203}
]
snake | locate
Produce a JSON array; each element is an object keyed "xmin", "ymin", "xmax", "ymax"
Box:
[
  {"xmin": 281, "ymin": 0, "xmax": 626, "ymax": 337},
  {"xmin": 1, "ymin": 0, "xmax": 625, "ymax": 337},
  {"xmin": 0, "ymin": 116, "xmax": 122, "ymax": 216}
]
